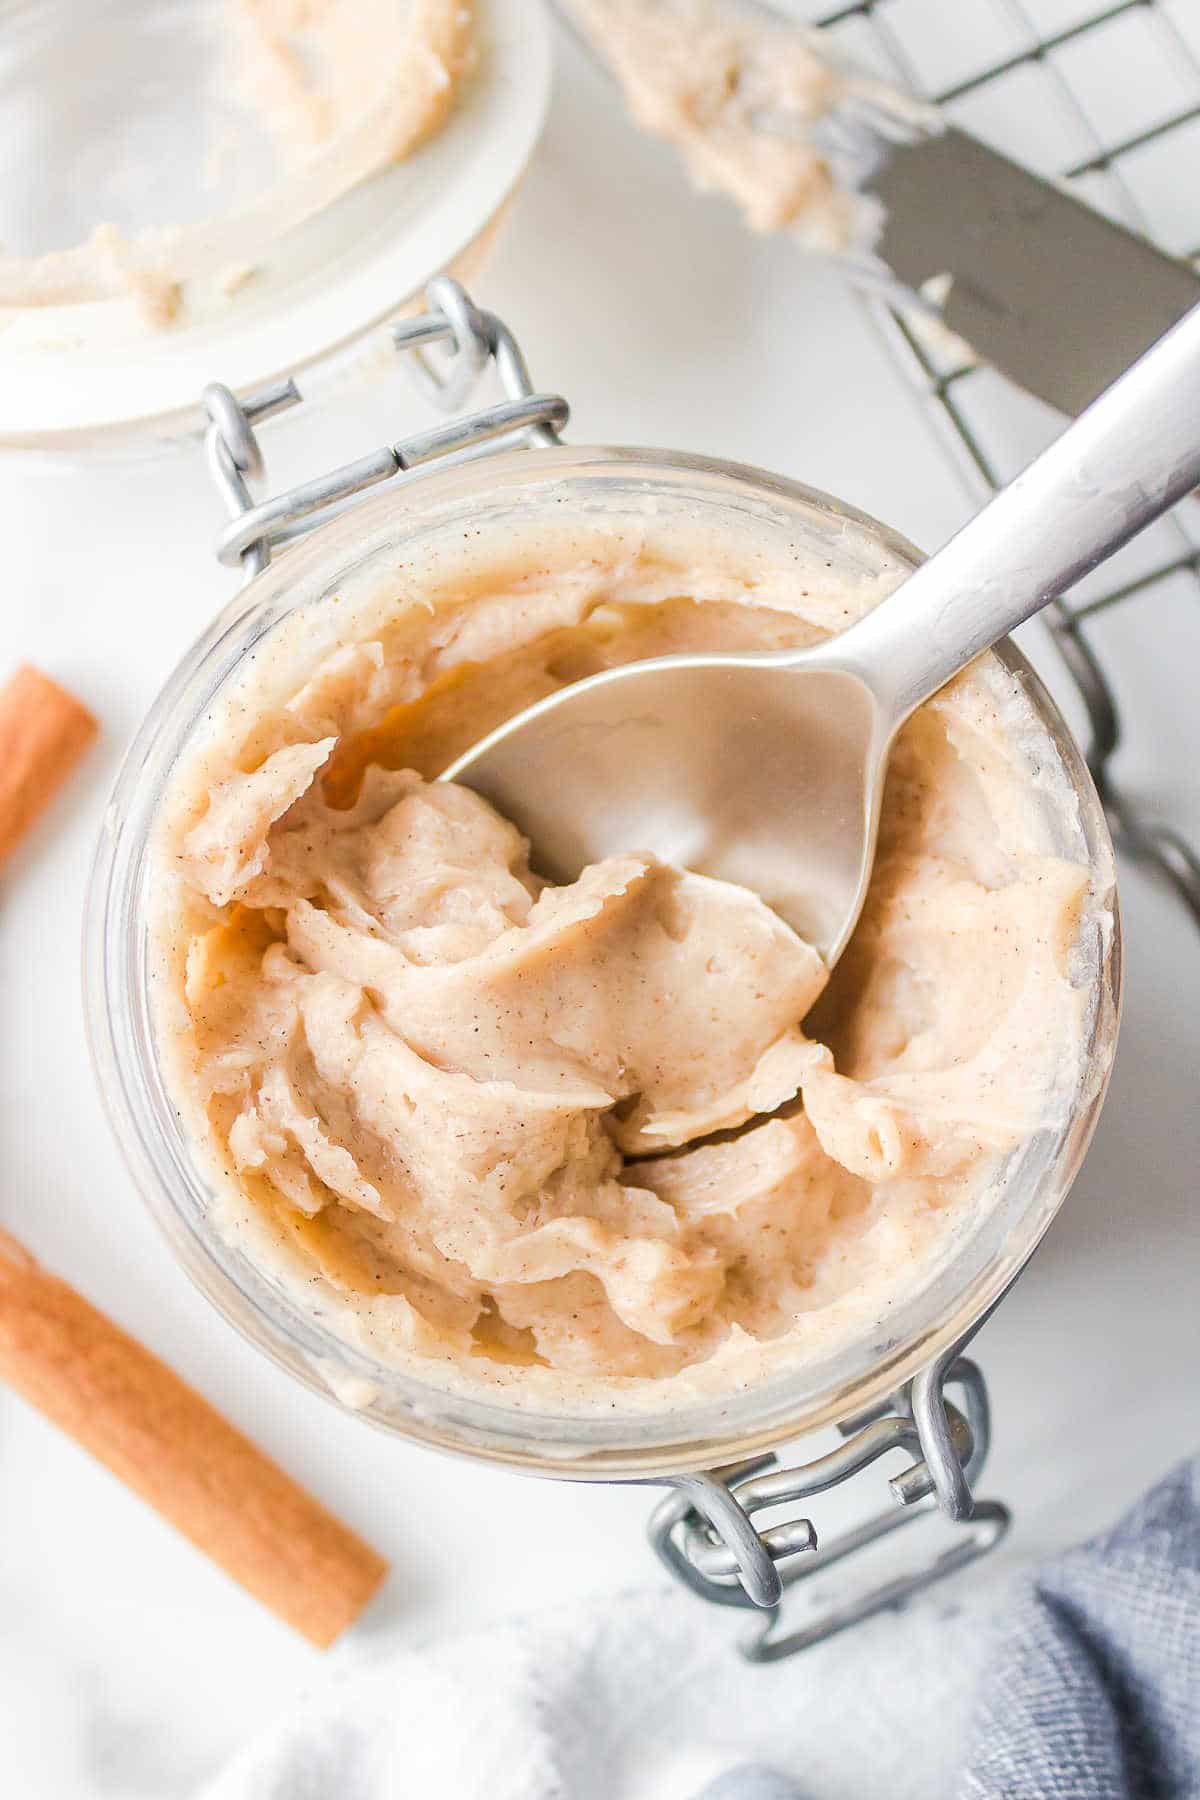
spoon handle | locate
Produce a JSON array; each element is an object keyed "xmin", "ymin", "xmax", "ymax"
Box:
[{"xmin": 825, "ymin": 300, "xmax": 1200, "ymax": 725}]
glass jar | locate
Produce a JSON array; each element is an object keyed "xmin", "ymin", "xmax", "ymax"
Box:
[{"xmin": 85, "ymin": 444, "xmax": 1121, "ymax": 1505}]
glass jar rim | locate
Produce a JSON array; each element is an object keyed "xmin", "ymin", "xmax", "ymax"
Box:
[{"xmin": 84, "ymin": 444, "xmax": 1122, "ymax": 1479}]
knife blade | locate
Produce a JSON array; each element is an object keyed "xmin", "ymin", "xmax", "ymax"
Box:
[{"xmin": 863, "ymin": 125, "xmax": 1200, "ymax": 415}]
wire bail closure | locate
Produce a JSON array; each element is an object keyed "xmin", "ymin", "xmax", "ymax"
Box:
[
  {"xmin": 647, "ymin": 1345, "xmax": 1010, "ymax": 1662},
  {"xmin": 201, "ymin": 276, "xmax": 569, "ymax": 587}
]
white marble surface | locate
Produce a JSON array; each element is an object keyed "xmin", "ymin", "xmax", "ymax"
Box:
[{"xmin": 2, "ymin": 23, "xmax": 1198, "ymax": 1800}]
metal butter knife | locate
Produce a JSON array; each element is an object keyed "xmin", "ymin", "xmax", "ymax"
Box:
[{"xmin": 557, "ymin": 0, "xmax": 1200, "ymax": 416}]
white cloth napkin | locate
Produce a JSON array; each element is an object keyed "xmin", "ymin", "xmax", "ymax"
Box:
[
  {"xmin": 201, "ymin": 1578, "xmax": 1003, "ymax": 1800},
  {"xmin": 203, "ymin": 1460, "xmax": 1200, "ymax": 1799}
]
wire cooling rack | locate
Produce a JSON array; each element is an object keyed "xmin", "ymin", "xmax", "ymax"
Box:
[{"xmin": 801, "ymin": 0, "xmax": 1200, "ymax": 925}]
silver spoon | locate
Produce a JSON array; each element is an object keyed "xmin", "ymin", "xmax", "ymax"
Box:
[{"xmin": 443, "ymin": 305, "xmax": 1200, "ymax": 966}]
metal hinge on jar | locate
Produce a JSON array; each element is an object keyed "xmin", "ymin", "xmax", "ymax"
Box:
[
  {"xmin": 646, "ymin": 1342, "xmax": 1009, "ymax": 1662},
  {"xmin": 201, "ymin": 277, "xmax": 569, "ymax": 586}
]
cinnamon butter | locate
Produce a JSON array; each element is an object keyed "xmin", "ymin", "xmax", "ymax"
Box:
[{"xmin": 150, "ymin": 514, "xmax": 1097, "ymax": 1410}]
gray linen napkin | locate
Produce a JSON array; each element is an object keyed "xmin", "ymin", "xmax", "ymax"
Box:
[
  {"xmin": 703, "ymin": 1456, "xmax": 1200, "ymax": 1800},
  {"xmin": 959, "ymin": 1456, "xmax": 1200, "ymax": 1800}
]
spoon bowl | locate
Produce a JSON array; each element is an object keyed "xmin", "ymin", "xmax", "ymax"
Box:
[{"xmin": 443, "ymin": 650, "xmax": 882, "ymax": 962}]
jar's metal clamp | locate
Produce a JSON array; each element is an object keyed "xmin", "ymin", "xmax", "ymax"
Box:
[
  {"xmin": 202, "ymin": 276, "xmax": 569, "ymax": 588},
  {"xmin": 201, "ymin": 278, "xmax": 1011, "ymax": 1663},
  {"xmin": 646, "ymin": 1338, "xmax": 1009, "ymax": 1662}
]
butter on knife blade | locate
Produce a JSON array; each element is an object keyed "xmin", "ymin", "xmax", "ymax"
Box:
[{"xmin": 556, "ymin": 0, "xmax": 1200, "ymax": 417}]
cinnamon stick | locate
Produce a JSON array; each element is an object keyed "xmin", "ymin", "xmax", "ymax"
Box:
[
  {"xmin": 0, "ymin": 1231, "xmax": 388, "ymax": 1646},
  {"xmin": 0, "ymin": 664, "xmax": 98, "ymax": 867}
]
